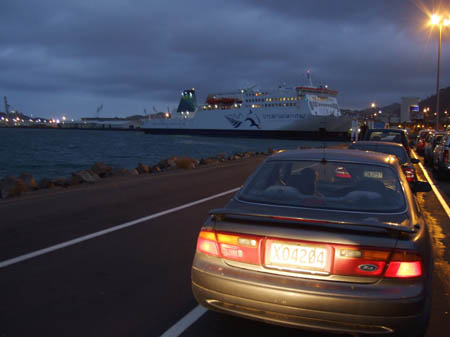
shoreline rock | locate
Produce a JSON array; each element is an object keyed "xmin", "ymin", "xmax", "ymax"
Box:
[{"xmin": 0, "ymin": 148, "xmax": 274, "ymax": 199}]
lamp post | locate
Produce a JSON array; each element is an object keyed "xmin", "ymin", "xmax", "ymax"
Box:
[{"xmin": 430, "ymin": 14, "xmax": 449, "ymax": 130}]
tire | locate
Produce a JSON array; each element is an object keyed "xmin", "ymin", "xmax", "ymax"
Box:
[{"xmin": 437, "ymin": 166, "xmax": 447, "ymax": 181}]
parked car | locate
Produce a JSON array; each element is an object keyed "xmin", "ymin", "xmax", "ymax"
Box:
[
  {"xmin": 415, "ymin": 129, "xmax": 434, "ymax": 156},
  {"xmin": 432, "ymin": 131, "xmax": 450, "ymax": 180},
  {"xmin": 424, "ymin": 131, "xmax": 446, "ymax": 166},
  {"xmin": 363, "ymin": 128, "xmax": 411, "ymax": 157},
  {"xmin": 192, "ymin": 148, "xmax": 433, "ymax": 337},
  {"xmin": 348, "ymin": 141, "xmax": 419, "ymax": 183}
]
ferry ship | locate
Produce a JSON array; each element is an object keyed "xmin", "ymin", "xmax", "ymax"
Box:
[{"xmin": 142, "ymin": 73, "xmax": 351, "ymax": 139}]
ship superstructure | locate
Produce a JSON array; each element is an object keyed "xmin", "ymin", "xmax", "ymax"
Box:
[{"xmin": 143, "ymin": 73, "xmax": 351, "ymax": 139}]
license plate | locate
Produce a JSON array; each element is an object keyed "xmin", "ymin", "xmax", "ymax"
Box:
[
  {"xmin": 265, "ymin": 240, "xmax": 330, "ymax": 273},
  {"xmin": 364, "ymin": 170, "xmax": 383, "ymax": 179}
]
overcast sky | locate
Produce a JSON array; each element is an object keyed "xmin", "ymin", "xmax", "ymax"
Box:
[{"xmin": 1, "ymin": 0, "xmax": 449, "ymax": 119}]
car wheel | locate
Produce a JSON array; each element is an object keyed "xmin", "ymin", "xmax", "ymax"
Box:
[
  {"xmin": 436, "ymin": 166, "xmax": 447, "ymax": 181},
  {"xmin": 432, "ymin": 159, "xmax": 437, "ymax": 172}
]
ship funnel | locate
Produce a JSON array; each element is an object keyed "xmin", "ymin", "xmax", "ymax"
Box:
[
  {"xmin": 177, "ymin": 89, "xmax": 198, "ymax": 113},
  {"xmin": 306, "ymin": 70, "xmax": 313, "ymax": 86}
]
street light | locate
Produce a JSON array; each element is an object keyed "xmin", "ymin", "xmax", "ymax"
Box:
[{"xmin": 429, "ymin": 13, "xmax": 450, "ymax": 130}]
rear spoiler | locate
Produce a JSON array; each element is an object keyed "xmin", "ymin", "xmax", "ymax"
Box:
[{"xmin": 209, "ymin": 208, "xmax": 416, "ymax": 234}]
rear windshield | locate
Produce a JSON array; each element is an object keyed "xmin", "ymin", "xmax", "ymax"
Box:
[
  {"xmin": 367, "ymin": 131, "xmax": 403, "ymax": 143},
  {"xmin": 348, "ymin": 144, "xmax": 408, "ymax": 164},
  {"xmin": 239, "ymin": 160, "xmax": 406, "ymax": 213}
]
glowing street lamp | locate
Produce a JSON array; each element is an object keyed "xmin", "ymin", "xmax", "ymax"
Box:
[{"xmin": 429, "ymin": 13, "xmax": 450, "ymax": 130}]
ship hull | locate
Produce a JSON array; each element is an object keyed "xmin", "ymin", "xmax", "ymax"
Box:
[{"xmin": 143, "ymin": 127, "xmax": 349, "ymax": 140}]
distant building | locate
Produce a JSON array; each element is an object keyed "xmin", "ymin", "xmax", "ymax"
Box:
[{"xmin": 401, "ymin": 97, "xmax": 421, "ymax": 123}]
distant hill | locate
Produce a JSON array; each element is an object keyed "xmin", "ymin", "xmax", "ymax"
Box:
[
  {"xmin": 342, "ymin": 85, "xmax": 450, "ymax": 121},
  {"xmin": 341, "ymin": 103, "xmax": 401, "ymax": 119},
  {"xmin": 418, "ymin": 86, "xmax": 450, "ymax": 114}
]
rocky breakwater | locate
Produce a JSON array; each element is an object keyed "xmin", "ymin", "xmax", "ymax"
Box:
[{"xmin": 0, "ymin": 149, "xmax": 276, "ymax": 199}]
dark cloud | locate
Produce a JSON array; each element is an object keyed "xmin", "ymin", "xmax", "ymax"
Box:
[{"xmin": 0, "ymin": 0, "xmax": 449, "ymax": 118}]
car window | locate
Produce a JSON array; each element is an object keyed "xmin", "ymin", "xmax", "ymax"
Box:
[
  {"xmin": 434, "ymin": 135, "xmax": 444, "ymax": 144},
  {"xmin": 239, "ymin": 160, "xmax": 406, "ymax": 213},
  {"xmin": 425, "ymin": 133, "xmax": 434, "ymax": 142},
  {"xmin": 368, "ymin": 131, "xmax": 403, "ymax": 143},
  {"xmin": 349, "ymin": 144, "xmax": 408, "ymax": 164}
]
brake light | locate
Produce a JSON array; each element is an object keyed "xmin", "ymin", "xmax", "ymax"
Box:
[
  {"xmin": 333, "ymin": 247, "xmax": 389, "ymax": 276},
  {"xmin": 401, "ymin": 166, "xmax": 416, "ymax": 182},
  {"xmin": 196, "ymin": 230, "xmax": 262, "ymax": 264},
  {"xmin": 197, "ymin": 230, "xmax": 220, "ymax": 256},
  {"xmin": 196, "ymin": 231, "xmax": 423, "ymax": 278},
  {"xmin": 385, "ymin": 251, "xmax": 423, "ymax": 278},
  {"xmin": 444, "ymin": 149, "xmax": 449, "ymax": 164},
  {"xmin": 335, "ymin": 166, "xmax": 351, "ymax": 178}
]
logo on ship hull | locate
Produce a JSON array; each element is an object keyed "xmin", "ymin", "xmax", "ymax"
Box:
[{"xmin": 225, "ymin": 110, "xmax": 261, "ymax": 129}]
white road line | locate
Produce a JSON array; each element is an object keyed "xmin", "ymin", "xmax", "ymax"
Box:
[
  {"xmin": 0, "ymin": 187, "xmax": 240, "ymax": 269},
  {"xmin": 159, "ymin": 305, "xmax": 207, "ymax": 337},
  {"xmin": 412, "ymin": 151, "xmax": 450, "ymax": 219}
]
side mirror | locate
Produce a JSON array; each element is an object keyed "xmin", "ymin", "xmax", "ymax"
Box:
[
  {"xmin": 412, "ymin": 181, "xmax": 432, "ymax": 193},
  {"xmin": 411, "ymin": 158, "xmax": 420, "ymax": 164}
]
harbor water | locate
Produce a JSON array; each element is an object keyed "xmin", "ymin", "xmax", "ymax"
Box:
[{"xmin": 0, "ymin": 128, "xmax": 343, "ymax": 181}]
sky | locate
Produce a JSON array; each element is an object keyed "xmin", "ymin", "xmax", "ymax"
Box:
[{"xmin": 1, "ymin": 0, "xmax": 449, "ymax": 119}]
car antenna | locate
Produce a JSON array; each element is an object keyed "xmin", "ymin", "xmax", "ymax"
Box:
[
  {"xmin": 321, "ymin": 135, "xmax": 327, "ymax": 166},
  {"xmin": 321, "ymin": 117, "xmax": 327, "ymax": 165}
]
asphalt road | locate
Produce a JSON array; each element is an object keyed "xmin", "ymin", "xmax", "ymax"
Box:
[{"xmin": 0, "ymin": 154, "xmax": 449, "ymax": 337}]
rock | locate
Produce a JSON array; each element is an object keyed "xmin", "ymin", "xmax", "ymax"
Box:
[
  {"xmin": 54, "ymin": 177, "xmax": 69, "ymax": 187},
  {"xmin": 137, "ymin": 162, "xmax": 151, "ymax": 174},
  {"xmin": 38, "ymin": 178, "xmax": 55, "ymax": 189},
  {"xmin": 91, "ymin": 162, "xmax": 113, "ymax": 178},
  {"xmin": 111, "ymin": 167, "xmax": 128, "ymax": 176},
  {"xmin": 72, "ymin": 170, "xmax": 100, "ymax": 184},
  {"xmin": 152, "ymin": 166, "xmax": 162, "ymax": 173},
  {"xmin": 216, "ymin": 153, "xmax": 226, "ymax": 162},
  {"xmin": 68, "ymin": 175, "xmax": 83, "ymax": 186},
  {"xmin": 167, "ymin": 157, "xmax": 177, "ymax": 169},
  {"xmin": 0, "ymin": 176, "xmax": 27, "ymax": 199},
  {"xmin": 18, "ymin": 172, "xmax": 37, "ymax": 190},
  {"xmin": 157, "ymin": 157, "xmax": 177, "ymax": 170},
  {"xmin": 268, "ymin": 147, "xmax": 276, "ymax": 154},
  {"xmin": 128, "ymin": 168, "xmax": 139, "ymax": 176},
  {"xmin": 203, "ymin": 158, "xmax": 219, "ymax": 165},
  {"xmin": 175, "ymin": 157, "xmax": 197, "ymax": 169}
]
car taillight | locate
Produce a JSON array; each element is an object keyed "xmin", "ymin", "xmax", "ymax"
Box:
[
  {"xmin": 196, "ymin": 230, "xmax": 262, "ymax": 264},
  {"xmin": 401, "ymin": 166, "xmax": 416, "ymax": 182},
  {"xmin": 335, "ymin": 166, "xmax": 351, "ymax": 178},
  {"xmin": 197, "ymin": 230, "xmax": 220, "ymax": 256},
  {"xmin": 333, "ymin": 247, "xmax": 389, "ymax": 277},
  {"xmin": 385, "ymin": 251, "xmax": 423, "ymax": 278},
  {"xmin": 444, "ymin": 149, "xmax": 449, "ymax": 164},
  {"xmin": 196, "ymin": 231, "xmax": 423, "ymax": 278},
  {"xmin": 334, "ymin": 247, "xmax": 423, "ymax": 278}
]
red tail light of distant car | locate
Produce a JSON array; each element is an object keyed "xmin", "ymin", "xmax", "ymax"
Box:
[{"xmin": 402, "ymin": 166, "xmax": 416, "ymax": 182}]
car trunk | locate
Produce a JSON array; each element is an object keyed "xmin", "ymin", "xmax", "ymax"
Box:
[{"xmin": 207, "ymin": 200, "xmax": 414, "ymax": 284}]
